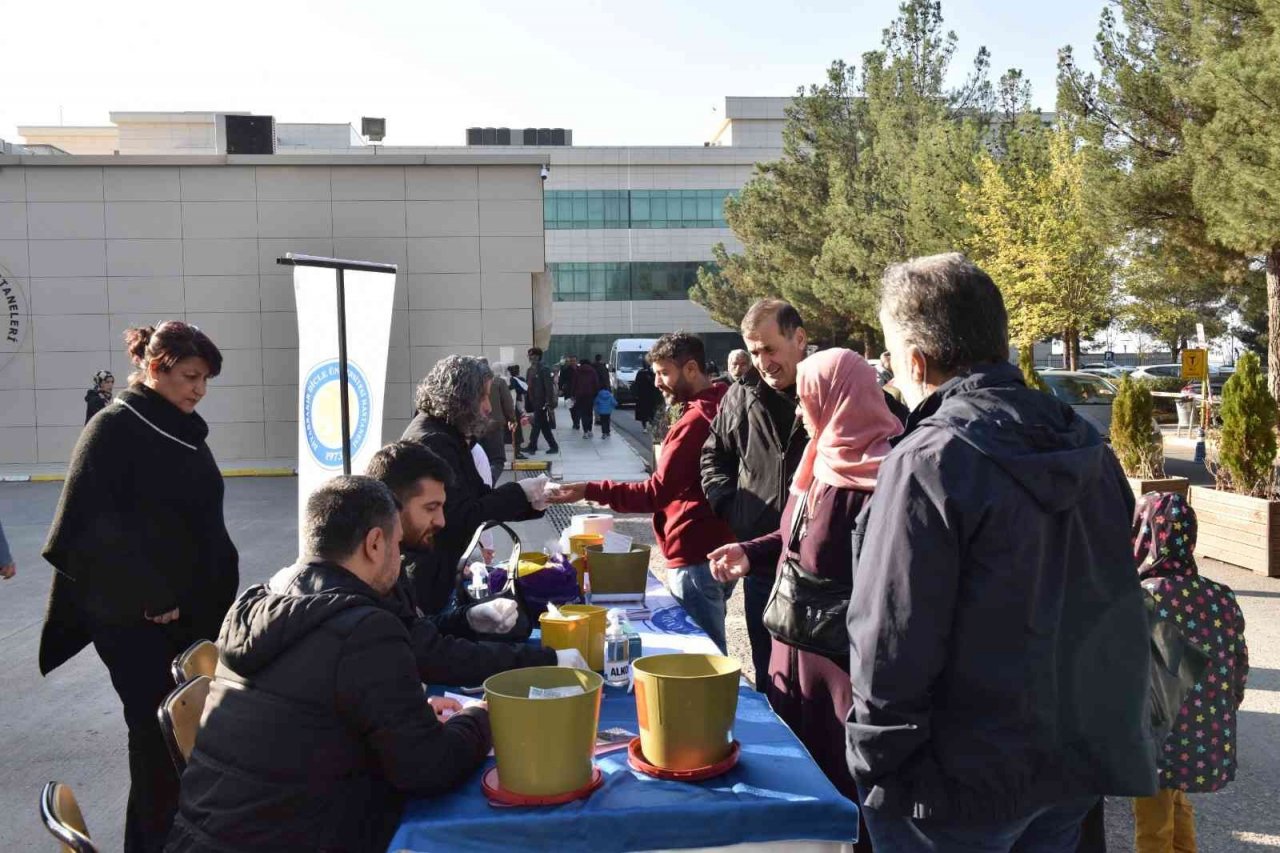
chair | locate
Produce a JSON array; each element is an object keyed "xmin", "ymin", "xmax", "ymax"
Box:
[
  {"xmin": 39, "ymin": 782, "xmax": 98, "ymax": 853},
  {"xmin": 158, "ymin": 675, "xmax": 211, "ymax": 773},
  {"xmin": 171, "ymin": 638, "xmax": 218, "ymax": 686}
]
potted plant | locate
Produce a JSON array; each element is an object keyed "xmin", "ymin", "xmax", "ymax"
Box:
[
  {"xmin": 1110, "ymin": 375, "xmax": 1188, "ymax": 498},
  {"xmin": 647, "ymin": 402, "xmax": 684, "ymax": 471},
  {"xmin": 1190, "ymin": 351, "xmax": 1280, "ymax": 576}
]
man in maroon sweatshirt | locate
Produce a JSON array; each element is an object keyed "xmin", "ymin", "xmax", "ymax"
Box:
[{"xmin": 549, "ymin": 333, "xmax": 736, "ymax": 652}]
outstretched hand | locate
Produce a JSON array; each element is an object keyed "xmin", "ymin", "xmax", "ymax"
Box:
[
  {"xmin": 708, "ymin": 544, "xmax": 750, "ymax": 582},
  {"xmin": 545, "ymin": 482, "xmax": 588, "ymax": 504}
]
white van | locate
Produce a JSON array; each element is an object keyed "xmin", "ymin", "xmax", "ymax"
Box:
[{"xmin": 608, "ymin": 338, "xmax": 658, "ymax": 404}]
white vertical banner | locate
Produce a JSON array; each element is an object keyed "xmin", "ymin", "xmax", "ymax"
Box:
[{"xmin": 291, "ymin": 262, "xmax": 397, "ymax": 539}]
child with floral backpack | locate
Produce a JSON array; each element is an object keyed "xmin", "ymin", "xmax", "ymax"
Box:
[{"xmin": 1131, "ymin": 492, "xmax": 1249, "ymax": 853}]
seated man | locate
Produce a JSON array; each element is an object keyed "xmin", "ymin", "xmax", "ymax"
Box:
[
  {"xmin": 167, "ymin": 477, "xmax": 491, "ymax": 853},
  {"xmin": 365, "ymin": 440, "xmax": 579, "ymax": 685}
]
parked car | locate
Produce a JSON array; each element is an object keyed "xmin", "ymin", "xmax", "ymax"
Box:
[
  {"xmin": 1040, "ymin": 371, "xmax": 1119, "ymax": 436},
  {"xmin": 1081, "ymin": 366, "xmax": 1132, "ymax": 380},
  {"xmin": 1129, "ymin": 364, "xmax": 1184, "ymax": 381}
]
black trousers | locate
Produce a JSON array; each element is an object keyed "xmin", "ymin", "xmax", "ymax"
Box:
[
  {"xmin": 574, "ymin": 397, "xmax": 595, "ymax": 434},
  {"xmin": 743, "ymin": 574, "xmax": 773, "ymax": 692},
  {"xmin": 597, "ymin": 413, "xmax": 612, "ymax": 436},
  {"xmin": 567, "ymin": 398, "xmax": 581, "ymax": 430},
  {"xmin": 92, "ymin": 620, "xmax": 193, "ymax": 853},
  {"xmin": 526, "ymin": 407, "xmax": 558, "ymax": 451}
]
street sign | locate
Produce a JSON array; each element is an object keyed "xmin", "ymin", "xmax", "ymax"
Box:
[
  {"xmin": 1104, "ymin": 350, "xmax": 1115, "ymax": 364},
  {"xmin": 1181, "ymin": 348, "xmax": 1208, "ymax": 380}
]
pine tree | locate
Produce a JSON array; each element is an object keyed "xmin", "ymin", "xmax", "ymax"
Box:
[
  {"xmin": 1110, "ymin": 375, "xmax": 1163, "ymax": 479},
  {"xmin": 1216, "ymin": 351, "xmax": 1278, "ymax": 496}
]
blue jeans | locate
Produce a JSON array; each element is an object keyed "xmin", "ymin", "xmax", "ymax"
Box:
[
  {"xmin": 667, "ymin": 562, "xmax": 736, "ymax": 654},
  {"xmin": 860, "ymin": 796, "xmax": 1099, "ymax": 853}
]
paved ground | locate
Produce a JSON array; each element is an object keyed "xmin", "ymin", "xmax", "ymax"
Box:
[{"xmin": 2, "ymin": 410, "xmax": 1277, "ymax": 849}]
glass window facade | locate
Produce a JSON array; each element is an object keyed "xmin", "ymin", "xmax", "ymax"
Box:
[
  {"xmin": 549, "ymin": 262, "xmax": 710, "ymax": 302},
  {"xmin": 544, "ymin": 189, "xmax": 735, "ymax": 230}
]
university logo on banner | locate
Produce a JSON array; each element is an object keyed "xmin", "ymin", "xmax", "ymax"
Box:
[
  {"xmin": 302, "ymin": 359, "xmax": 373, "ymax": 469},
  {"xmin": 0, "ymin": 265, "xmax": 29, "ymax": 373}
]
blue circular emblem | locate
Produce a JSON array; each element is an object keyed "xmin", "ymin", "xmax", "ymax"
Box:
[
  {"xmin": 303, "ymin": 359, "xmax": 372, "ymax": 469},
  {"xmin": 649, "ymin": 605, "xmax": 701, "ymax": 635}
]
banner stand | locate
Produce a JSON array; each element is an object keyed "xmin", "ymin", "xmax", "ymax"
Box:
[{"xmin": 277, "ymin": 253, "xmax": 397, "ymax": 476}]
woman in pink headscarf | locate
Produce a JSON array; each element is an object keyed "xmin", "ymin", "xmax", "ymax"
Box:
[{"xmin": 710, "ymin": 348, "xmax": 901, "ymax": 812}]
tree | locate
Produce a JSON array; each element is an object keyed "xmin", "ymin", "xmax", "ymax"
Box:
[
  {"xmin": 1018, "ymin": 346, "xmax": 1050, "ymax": 393},
  {"xmin": 1110, "ymin": 375, "xmax": 1164, "ymax": 479},
  {"xmin": 961, "ymin": 129, "xmax": 1115, "ymax": 370},
  {"xmin": 1184, "ymin": 0, "xmax": 1280, "ymax": 403},
  {"xmin": 692, "ymin": 0, "xmax": 995, "ymax": 352},
  {"xmin": 1215, "ymin": 351, "xmax": 1277, "ymax": 496},
  {"xmin": 1118, "ymin": 237, "xmax": 1229, "ymax": 360}
]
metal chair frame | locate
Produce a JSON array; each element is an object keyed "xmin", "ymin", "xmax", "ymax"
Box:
[{"xmin": 39, "ymin": 782, "xmax": 98, "ymax": 853}]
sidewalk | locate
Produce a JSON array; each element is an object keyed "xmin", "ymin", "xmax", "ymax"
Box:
[{"xmin": 504, "ymin": 417, "xmax": 650, "ymax": 485}]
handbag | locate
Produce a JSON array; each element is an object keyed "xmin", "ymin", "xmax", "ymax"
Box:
[
  {"xmin": 762, "ymin": 490, "xmax": 852, "ymax": 657},
  {"xmin": 452, "ymin": 521, "xmax": 533, "ymax": 643}
]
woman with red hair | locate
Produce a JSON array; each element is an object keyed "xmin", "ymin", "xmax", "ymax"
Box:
[{"xmin": 711, "ymin": 347, "xmax": 900, "ymax": 828}]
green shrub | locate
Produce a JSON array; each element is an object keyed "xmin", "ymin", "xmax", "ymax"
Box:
[
  {"xmin": 1018, "ymin": 347, "xmax": 1050, "ymax": 393},
  {"xmin": 1133, "ymin": 375, "xmax": 1187, "ymax": 394},
  {"xmin": 1216, "ymin": 351, "xmax": 1277, "ymax": 497},
  {"xmin": 1110, "ymin": 375, "xmax": 1164, "ymax": 479}
]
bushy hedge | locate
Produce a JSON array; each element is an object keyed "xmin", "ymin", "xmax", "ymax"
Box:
[
  {"xmin": 1216, "ymin": 351, "xmax": 1277, "ymax": 497},
  {"xmin": 1110, "ymin": 376, "xmax": 1163, "ymax": 479}
]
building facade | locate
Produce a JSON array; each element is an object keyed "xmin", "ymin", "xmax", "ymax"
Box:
[{"xmin": 0, "ymin": 157, "xmax": 546, "ymax": 465}]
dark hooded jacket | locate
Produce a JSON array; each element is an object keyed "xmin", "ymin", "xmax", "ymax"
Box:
[
  {"xmin": 1134, "ymin": 492, "xmax": 1248, "ymax": 794},
  {"xmin": 166, "ymin": 560, "xmax": 490, "ymax": 853},
  {"xmin": 84, "ymin": 387, "xmax": 110, "ymax": 422},
  {"xmin": 400, "ymin": 414, "xmax": 538, "ymax": 585},
  {"xmin": 41, "ymin": 385, "xmax": 239, "ymax": 674},
  {"xmin": 846, "ymin": 362, "xmax": 1157, "ymax": 822}
]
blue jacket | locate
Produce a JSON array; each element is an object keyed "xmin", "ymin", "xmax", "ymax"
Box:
[{"xmin": 594, "ymin": 389, "xmax": 618, "ymax": 415}]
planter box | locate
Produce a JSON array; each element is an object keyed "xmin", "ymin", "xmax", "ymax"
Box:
[
  {"xmin": 1128, "ymin": 476, "xmax": 1190, "ymax": 500},
  {"xmin": 1188, "ymin": 485, "xmax": 1280, "ymax": 577}
]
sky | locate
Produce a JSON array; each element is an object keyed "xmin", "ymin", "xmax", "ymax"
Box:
[{"xmin": 0, "ymin": 0, "xmax": 1106, "ymax": 148}]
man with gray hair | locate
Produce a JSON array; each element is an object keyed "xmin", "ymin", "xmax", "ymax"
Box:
[
  {"xmin": 845, "ymin": 253, "xmax": 1155, "ymax": 850},
  {"xmin": 726, "ymin": 349, "xmax": 753, "ymax": 382}
]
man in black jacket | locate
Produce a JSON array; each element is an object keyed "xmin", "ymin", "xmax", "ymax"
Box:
[
  {"xmin": 701, "ymin": 299, "xmax": 810, "ymax": 690},
  {"xmin": 846, "ymin": 254, "xmax": 1155, "ymax": 851},
  {"xmin": 366, "ymin": 440, "xmax": 576, "ymax": 687},
  {"xmin": 522, "ymin": 347, "xmax": 560, "ymax": 454},
  {"xmin": 166, "ymin": 476, "xmax": 491, "ymax": 853}
]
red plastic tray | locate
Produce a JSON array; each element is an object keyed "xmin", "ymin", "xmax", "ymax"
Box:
[
  {"xmin": 481, "ymin": 765, "xmax": 603, "ymax": 807},
  {"xmin": 627, "ymin": 737, "xmax": 741, "ymax": 782}
]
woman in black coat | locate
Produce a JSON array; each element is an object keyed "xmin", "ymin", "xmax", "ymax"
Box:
[
  {"xmin": 633, "ymin": 362, "xmax": 658, "ymax": 428},
  {"xmin": 84, "ymin": 368, "xmax": 115, "ymax": 423},
  {"xmin": 401, "ymin": 356, "xmax": 546, "ymax": 608},
  {"xmin": 41, "ymin": 322, "xmax": 239, "ymax": 853}
]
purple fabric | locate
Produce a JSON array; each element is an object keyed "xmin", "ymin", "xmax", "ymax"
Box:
[{"xmin": 488, "ymin": 553, "xmax": 582, "ymax": 617}]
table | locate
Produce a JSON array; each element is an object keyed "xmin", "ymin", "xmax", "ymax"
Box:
[{"xmin": 388, "ymin": 574, "xmax": 861, "ymax": 853}]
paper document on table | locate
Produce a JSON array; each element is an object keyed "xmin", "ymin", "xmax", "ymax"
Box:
[
  {"xmin": 602, "ymin": 531, "xmax": 633, "ymax": 553},
  {"xmin": 528, "ymin": 685, "xmax": 586, "ymax": 699},
  {"xmin": 444, "ymin": 692, "xmax": 485, "ymax": 709}
]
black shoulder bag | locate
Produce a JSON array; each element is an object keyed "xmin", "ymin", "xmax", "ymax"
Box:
[
  {"xmin": 762, "ymin": 490, "xmax": 852, "ymax": 657},
  {"xmin": 451, "ymin": 520, "xmax": 533, "ymax": 643}
]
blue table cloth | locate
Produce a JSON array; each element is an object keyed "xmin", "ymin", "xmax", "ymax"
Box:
[{"xmin": 388, "ymin": 574, "xmax": 860, "ymax": 853}]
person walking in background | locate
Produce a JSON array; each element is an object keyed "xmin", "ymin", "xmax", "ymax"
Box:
[
  {"xmin": 401, "ymin": 355, "xmax": 549, "ymax": 585},
  {"xmin": 592, "ymin": 353, "xmax": 610, "ymax": 389},
  {"xmin": 847, "ymin": 254, "xmax": 1155, "ymax": 851},
  {"xmin": 726, "ymin": 349, "xmax": 753, "ymax": 383},
  {"xmin": 702, "ymin": 299, "xmax": 811, "ymax": 691},
  {"xmin": 633, "ymin": 359, "xmax": 658, "ymax": 429},
  {"xmin": 522, "ymin": 348, "xmax": 559, "ymax": 456},
  {"xmin": 1131, "ymin": 492, "xmax": 1248, "ymax": 853},
  {"xmin": 479, "ymin": 360, "xmax": 514, "ymax": 485},
  {"xmin": 572, "ymin": 355, "xmax": 600, "ymax": 438},
  {"xmin": 507, "ymin": 363, "xmax": 528, "ymax": 455},
  {"xmin": 594, "ymin": 385, "xmax": 618, "ymax": 438},
  {"xmin": 41, "ymin": 322, "xmax": 238, "ymax": 852},
  {"xmin": 0, "ymin": 518, "xmax": 15, "ymax": 580},
  {"xmin": 549, "ymin": 333, "xmax": 736, "ymax": 652},
  {"xmin": 710, "ymin": 349, "xmax": 900, "ymax": 852},
  {"xmin": 85, "ymin": 369, "xmax": 115, "ymax": 423},
  {"xmin": 558, "ymin": 355, "xmax": 579, "ymax": 431}
]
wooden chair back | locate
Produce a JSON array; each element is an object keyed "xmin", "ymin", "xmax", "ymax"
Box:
[
  {"xmin": 39, "ymin": 782, "xmax": 97, "ymax": 853},
  {"xmin": 158, "ymin": 675, "xmax": 211, "ymax": 772},
  {"xmin": 171, "ymin": 639, "xmax": 218, "ymax": 685}
]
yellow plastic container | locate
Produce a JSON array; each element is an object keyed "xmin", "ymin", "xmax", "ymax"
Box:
[
  {"xmin": 632, "ymin": 653, "xmax": 741, "ymax": 770},
  {"xmin": 538, "ymin": 611, "xmax": 591, "ymax": 662},
  {"xmin": 484, "ymin": 666, "xmax": 603, "ymax": 796},
  {"xmin": 585, "ymin": 544, "xmax": 651, "ymax": 596},
  {"xmin": 559, "ymin": 604, "xmax": 607, "ymax": 671},
  {"xmin": 569, "ymin": 533, "xmax": 604, "ymax": 557},
  {"xmin": 517, "ymin": 551, "xmax": 549, "ymax": 577}
]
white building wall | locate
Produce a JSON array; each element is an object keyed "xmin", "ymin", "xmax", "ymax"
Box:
[{"xmin": 0, "ymin": 160, "xmax": 544, "ymax": 465}]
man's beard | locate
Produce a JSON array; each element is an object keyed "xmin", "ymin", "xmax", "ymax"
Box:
[{"xmin": 660, "ymin": 376, "xmax": 690, "ymax": 405}]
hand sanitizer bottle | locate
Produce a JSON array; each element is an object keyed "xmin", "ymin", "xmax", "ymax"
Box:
[{"xmin": 604, "ymin": 609, "xmax": 631, "ymax": 687}]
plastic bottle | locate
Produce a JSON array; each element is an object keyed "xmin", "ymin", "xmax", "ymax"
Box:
[
  {"xmin": 604, "ymin": 609, "xmax": 631, "ymax": 687},
  {"xmin": 468, "ymin": 563, "xmax": 489, "ymax": 601},
  {"xmin": 582, "ymin": 570, "xmax": 593, "ymax": 606}
]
